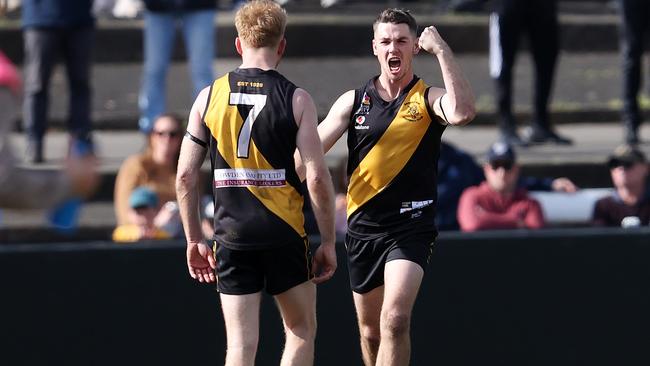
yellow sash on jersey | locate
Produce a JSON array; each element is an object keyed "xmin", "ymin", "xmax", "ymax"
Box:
[
  {"xmin": 347, "ymin": 79, "xmax": 433, "ymax": 217},
  {"xmin": 204, "ymin": 75, "xmax": 306, "ymax": 237}
]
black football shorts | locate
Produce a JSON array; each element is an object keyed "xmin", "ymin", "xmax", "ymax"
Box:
[
  {"xmin": 345, "ymin": 230, "xmax": 436, "ymax": 294},
  {"xmin": 213, "ymin": 238, "xmax": 313, "ymax": 296}
]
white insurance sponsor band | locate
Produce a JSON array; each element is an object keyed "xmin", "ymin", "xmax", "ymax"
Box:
[{"xmin": 214, "ymin": 168, "xmax": 286, "ymax": 188}]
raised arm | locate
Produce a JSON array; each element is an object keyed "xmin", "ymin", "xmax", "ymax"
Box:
[
  {"xmin": 294, "ymin": 88, "xmax": 337, "ymax": 284},
  {"xmin": 176, "ymin": 86, "xmax": 215, "ymax": 283},
  {"xmin": 419, "ymin": 25, "xmax": 476, "ymax": 126}
]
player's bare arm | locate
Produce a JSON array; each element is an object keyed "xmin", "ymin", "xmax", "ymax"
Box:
[
  {"xmin": 294, "ymin": 88, "xmax": 338, "ymax": 284},
  {"xmin": 176, "ymin": 86, "xmax": 216, "ymax": 283},
  {"xmin": 419, "ymin": 25, "xmax": 476, "ymax": 126},
  {"xmin": 318, "ymin": 90, "xmax": 355, "ymax": 153},
  {"xmin": 294, "ymin": 89, "xmax": 354, "ymax": 181}
]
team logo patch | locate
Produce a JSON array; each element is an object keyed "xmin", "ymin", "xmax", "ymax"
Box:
[
  {"xmin": 354, "ymin": 92, "xmax": 371, "ymax": 116},
  {"xmin": 403, "ymin": 101, "xmax": 423, "ymax": 122},
  {"xmin": 354, "ymin": 115, "xmax": 369, "ymax": 130},
  {"xmin": 362, "ymin": 93, "xmax": 371, "ymax": 106}
]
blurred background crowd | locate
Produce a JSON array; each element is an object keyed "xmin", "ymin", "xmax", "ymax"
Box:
[{"xmin": 0, "ymin": 0, "xmax": 649, "ymax": 243}]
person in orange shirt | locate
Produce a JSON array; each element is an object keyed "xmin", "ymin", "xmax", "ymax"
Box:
[{"xmin": 114, "ymin": 113, "xmax": 183, "ymax": 236}]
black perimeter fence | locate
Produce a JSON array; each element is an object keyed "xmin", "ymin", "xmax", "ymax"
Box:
[{"xmin": 1, "ymin": 227, "xmax": 650, "ymax": 366}]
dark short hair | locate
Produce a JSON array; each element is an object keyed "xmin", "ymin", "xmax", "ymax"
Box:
[{"xmin": 373, "ymin": 8, "xmax": 418, "ymax": 36}]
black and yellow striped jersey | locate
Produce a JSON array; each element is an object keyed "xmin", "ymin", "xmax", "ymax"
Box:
[
  {"xmin": 345, "ymin": 76, "xmax": 446, "ymax": 238},
  {"xmin": 202, "ymin": 68, "xmax": 306, "ymax": 250}
]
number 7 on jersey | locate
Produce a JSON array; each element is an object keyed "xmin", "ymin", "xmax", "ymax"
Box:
[{"xmin": 229, "ymin": 93, "xmax": 268, "ymax": 159}]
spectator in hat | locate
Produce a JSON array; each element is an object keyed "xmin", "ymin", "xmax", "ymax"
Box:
[
  {"xmin": 457, "ymin": 141, "xmax": 545, "ymax": 231},
  {"xmin": 437, "ymin": 140, "xmax": 577, "ymax": 230},
  {"xmin": 112, "ymin": 186, "xmax": 172, "ymax": 242},
  {"xmin": 592, "ymin": 145, "xmax": 650, "ymax": 227}
]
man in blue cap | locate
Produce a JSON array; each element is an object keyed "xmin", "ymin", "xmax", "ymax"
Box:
[{"xmin": 112, "ymin": 186, "xmax": 171, "ymax": 242}]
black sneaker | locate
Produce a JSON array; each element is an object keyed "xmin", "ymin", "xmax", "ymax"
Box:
[
  {"xmin": 526, "ymin": 129, "xmax": 573, "ymax": 145},
  {"xmin": 500, "ymin": 130, "xmax": 528, "ymax": 147},
  {"xmin": 69, "ymin": 133, "xmax": 95, "ymax": 157}
]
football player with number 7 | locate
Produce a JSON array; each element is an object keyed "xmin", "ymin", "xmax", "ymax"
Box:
[{"xmin": 175, "ymin": 1, "xmax": 336, "ymax": 365}]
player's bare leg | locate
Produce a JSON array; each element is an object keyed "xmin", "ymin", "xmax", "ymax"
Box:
[
  {"xmin": 352, "ymin": 286, "xmax": 384, "ymax": 366},
  {"xmin": 375, "ymin": 259, "xmax": 424, "ymax": 366},
  {"xmin": 275, "ymin": 281, "xmax": 317, "ymax": 366},
  {"xmin": 220, "ymin": 292, "xmax": 262, "ymax": 366}
]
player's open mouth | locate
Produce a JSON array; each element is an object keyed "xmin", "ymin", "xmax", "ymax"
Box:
[{"xmin": 388, "ymin": 57, "xmax": 401, "ymax": 72}]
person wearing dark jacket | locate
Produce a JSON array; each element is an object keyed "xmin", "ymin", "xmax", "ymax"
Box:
[
  {"xmin": 138, "ymin": 0, "xmax": 216, "ymax": 133},
  {"xmin": 436, "ymin": 141, "xmax": 484, "ymax": 230},
  {"xmin": 21, "ymin": 0, "xmax": 95, "ymax": 163},
  {"xmin": 592, "ymin": 145, "xmax": 650, "ymax": 227}
]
